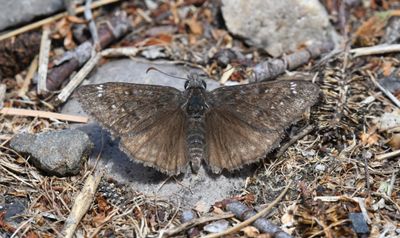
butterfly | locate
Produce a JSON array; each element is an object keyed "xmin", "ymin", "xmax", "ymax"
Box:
[{"xmin": 76, "ymin": 73, "xmax": 319, "ymax": 175}]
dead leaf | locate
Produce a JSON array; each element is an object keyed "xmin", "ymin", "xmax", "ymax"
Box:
[
  {"xmin": 360, "ymin": 131, "xmax": 380, "ymax": 146},
  {"xmin": 382, "ymin": 61, "xmax": 393, "ymax": 77},
  {"xmin": 241, "ymin": 226, "xmax": 260, "ymax": 237},
  {"xmin": 185, "ymin": 17, "xmax": 203, "ymax": 35},
  {"xmin": 388, "ymin": 133, "xmax": 400, "ymax": 149}
]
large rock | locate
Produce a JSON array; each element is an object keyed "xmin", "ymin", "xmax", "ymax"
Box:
[
  {"xmin": 221, "ymin": 0, "xmax": 337, "ymax": 57},
  {"xmin": 0, "ymin": 0, "xmax": 64, "ymax": 31},
  {"xmin": 63, "ymin": 58, "xmax": 254, "ymax": 208},
  {"xmin": 10, "ymin": 129, "xmax": 92, "ymax": 176}
]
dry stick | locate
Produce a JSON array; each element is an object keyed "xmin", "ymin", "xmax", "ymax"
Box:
[
  {"xmin": 350, "ymin": 44, "xmax": 400, "ymax": 57},
  {"xmin": 160, "ymin": 213, "xmax": 235, "ymax": 237},
  {"xmin": 203, "ymin": 181, "xmax": 292, "ymax": 238},
  {"xmin": 0, "ymin": 0, "xmax": 121, "ymax": 41},
  {"xmin": 84, "ymin": 0, "xmax": 100, "ymax": 50},
  {"xmin": 57, "ymin": 53, "xmax": 101, "ymax": 103},
  {"xmin": 62, "ymin": 172, "xmax": 103, "ymax": 238},
  {"xmin": 101, "ymin": 47, "xmax": 140, "ymax": 57},
  {"xmin": 56, "ymin": 47, "xmax": 140, "ymax": 103},
  {"xmin": 368, "ymin": 71, "xmax": 400, "ymax": 108},
  {"xmin": 18, "ymin": 55, "xmax": 39, "ymax": 98},
  {"xmin": 387, "ymin": 171, "xmax": 396, "ymax": 197},
  {"xmin": 0, "ymin": 107, "xmax": 88, "ymax": 123},
  {"xmin": 375, "ymin": 149, "xmax": 400, "ymax": 160},
  {"xmin": 0, "ymin": 84, "xmax": 6, "ymax": 108},
  {"xmin": 37, "ymin": 26, "xmax": 51, "ymax": 94}
]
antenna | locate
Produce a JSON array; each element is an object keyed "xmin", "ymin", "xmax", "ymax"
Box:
[{"xmin": 146, "ymin": 67, "xmax": 188, "ymax": 80}]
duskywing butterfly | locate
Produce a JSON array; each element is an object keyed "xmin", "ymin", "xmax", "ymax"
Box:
[{"xmin": 76, "ymin": 74, "xmax": 319, "ymax": 175}]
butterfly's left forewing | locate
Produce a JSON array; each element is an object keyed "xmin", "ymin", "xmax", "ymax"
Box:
[
  {"xmin": 205, "ymin": 80, "xmax": 319, "ymax": 172},
  {"xmin": 76, "ymin": 83, "xmax": 189, "ymax": 175}
]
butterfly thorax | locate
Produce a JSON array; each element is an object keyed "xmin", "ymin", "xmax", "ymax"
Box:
[{"xmin": 184, "ymin": 80, "xmax": 208, "ymax": 173}]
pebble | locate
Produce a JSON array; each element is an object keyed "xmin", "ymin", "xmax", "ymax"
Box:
[{"xmin": 10, "ymin": 129, "xmax": 92, "ymax": 177}]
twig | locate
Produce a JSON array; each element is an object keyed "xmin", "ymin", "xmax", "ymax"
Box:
[
  {"xmin": 368, "ymin": 71, "xmax": 400, "ymax": 108},
  {"xmin": 46, "ymin": 13, "xmax": 132, "ymax": 90},
  {"xmin": 375, "ymin": 149, "xmax": 400, "ymax": 160},
  {"xmin": 387, "ymin": 171, "xmax": 396, "ymax": 197},
  {"xmin": 350, "ymin": 44, "xmax": 400, "ymax": 57},
  {"xmin": 37, "ymin": 26, "xmax": 52, "ymax": 94},
  {"xmin": 362, "ymin": 151, "xmax": 372, "ymax": 194},
  {"xmin": 0, "ymin": 107, "xmax": 88, "ymax": 123},
  {"xmin": 275, "ymin": 125, "xmax": 315, "ymax": 158},
  {"xmin": 101, "ymin": 47, "xmax": 140, "ymax": 57},
  {"xmin": 18, "ymin": 56, "xmax": 38, "ymax": 98},
  {"xmin": 0, "ymin": 0, "xmax": 122, "ymax": 41},
  {"xmin": 372, "ymin": 192, "xmax": 400, "ymax": 213},
  {"xmin": 203, "ymin": 181, "xmax": 292, "ymax": 238},
  {"xmin": 308, "ymin": 219, "xmax": 350, "ymax": 238},
  {"xmin": 57, "ymin": 53, "xmax": 101, "ymax": 103},
  {"xmin": 251, "ymin": 42, "xmax": 334, "ymax": 82},
  {"xmin": 84, "ymin": 0, "xmax": 100, "ymax": 51},
  {"xmin": 159, "ymin": 213, "xmax": 234, "ymax": 237},
  {"xmin": 62, "ymin": 172, "xmax": 103, "ymax": 238},
  {"xmin": 0, "ymin": 84, "xmax": 6, "ymax": 109}
]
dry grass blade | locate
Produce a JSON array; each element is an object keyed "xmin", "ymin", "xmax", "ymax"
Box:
[
  {"xmin": 0, "ymin": 107, "xmax": 88, "ymax": 123},
  {"xmin": 350, "ymin": 44, "xmax": 400, "ymax": 57}
]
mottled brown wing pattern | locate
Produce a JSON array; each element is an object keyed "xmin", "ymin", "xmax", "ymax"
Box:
[
  {"xmin": 208, "ymin": 80, "xmax": 319, "ymax": 131},
  {"xmin": 205, "ymin": 80, "xmax": 319, "ymax": 172},
  {"xmin": 76, "ymin": 83, "xmax": 188, "ymax": 174},
  {"xmin": 119, "ymin": 108, "xmax": 188, "ymax": 174},
  {"xmin": 205, "ymin": 109, "xmax": 282, "ymax": 173}
]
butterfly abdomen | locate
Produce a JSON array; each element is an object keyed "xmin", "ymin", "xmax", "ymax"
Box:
[{"xmin": 186, "ymin": 117, "xmax": 206, "ymax": 172}]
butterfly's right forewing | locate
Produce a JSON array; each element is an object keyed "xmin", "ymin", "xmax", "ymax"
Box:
[{"xmin": 76, "ymin": 83, "xmax": 189, "ymax": 175}]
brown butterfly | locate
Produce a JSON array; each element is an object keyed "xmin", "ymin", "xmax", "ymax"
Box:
[{"xmin": 76, "ymin": 74, "xmax": 319, "ymax": 175}]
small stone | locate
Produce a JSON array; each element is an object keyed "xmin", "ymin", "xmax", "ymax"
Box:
[
  {"xmin": 181, "ymin": 209, "xmax": 197, "ymax": 223},
  {"xmin": 203, "ymin": 219, "xmax": 230, "ymax": 233},
  {"xmin": 10, "ymin": 129, "xmax": 92, "ymax": 177},
  {"xmin": 0, "ymin": 0, "xmax": 65, "ymax": 31},
  {"xmin": 349, "ymin": 213, "xmax": 369, "ymax": 234},
  {"xmin": 315, "ymin": 164, "xmax": 326, "ymax": 172},
  {"xmin": 221, "ymin": 0, "xmax": 337, "ymax": 57}
]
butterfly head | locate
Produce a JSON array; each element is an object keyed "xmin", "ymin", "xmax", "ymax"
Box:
[{"xmin": 184, "ymin": 73, "xmax": 207, "ymax": 90}]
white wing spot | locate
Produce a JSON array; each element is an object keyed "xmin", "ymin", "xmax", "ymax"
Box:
[{"xmin": 290, "ymin": 82, "xmax": 297, "ymax": 94}]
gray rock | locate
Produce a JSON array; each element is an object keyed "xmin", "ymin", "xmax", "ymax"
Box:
[
  {"xmin": 63, "ymin": 58, "xmax": 253, "ymax": 207},
  {"xmin": 0, "ymin": 0, "xmax": 65, "ymax": 31},
  {"xmin": 221, "ymin": 0, "xmax": 338, "ymax": 57},
  {"xmin": 203, "ymin": 219, "xmax": 230, "ymax": 233},
  {"xmin": 10, "ymin": 129, "xmax": 92, "ymax": 176}
]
